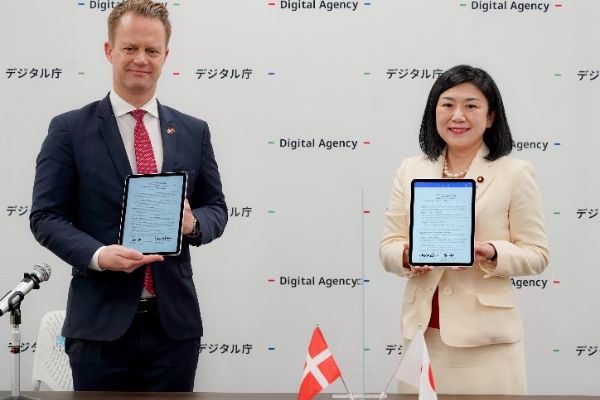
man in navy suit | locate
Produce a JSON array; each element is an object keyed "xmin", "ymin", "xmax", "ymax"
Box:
[{"xmin": 30, "ymin": 0, "xmax": 227, "ymax": 391}]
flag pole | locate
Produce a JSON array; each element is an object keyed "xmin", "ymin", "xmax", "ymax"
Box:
[
  {"xmin": 317, "ymin": 324, "xmax": 354, "ymax": 400},
  {"xmin": 377, "ymin": 351, "xmax": 402, "ymax": 399},
  {"xmin": 378, "ymin": 324, "xmax": 424, "ymax": 399},
  {"xmin": 339, "ymin": 375, "xmax": 354, "ymax": 400}
]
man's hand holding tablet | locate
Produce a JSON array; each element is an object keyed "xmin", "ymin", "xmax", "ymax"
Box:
[{"xmin": 98, "ymin": 245, "xmax": 164, "ymax": 273}]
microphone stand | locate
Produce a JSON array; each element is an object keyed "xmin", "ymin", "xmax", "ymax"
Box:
[{"xmin": 2, "ymin": 280, "xmax": 39, "ymax": 400}]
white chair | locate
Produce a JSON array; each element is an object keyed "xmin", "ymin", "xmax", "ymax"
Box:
[{"xmin": 31, "ymin": 310, "xmax": 73, "ymax": 391}]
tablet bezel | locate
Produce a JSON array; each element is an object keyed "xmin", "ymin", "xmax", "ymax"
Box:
[
  {"xmin": 118, "ymin": 172, "xmax": 188, "ymax": 256},
  {"xmin": 409, "ymin": 178, "xmax": 476, "ymax": 266}
]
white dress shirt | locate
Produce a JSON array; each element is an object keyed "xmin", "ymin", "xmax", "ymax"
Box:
[
  {"xmin": 89, "ymin": 91, "xmax": 164, "ymax": 280},
  {"xmin": 109, "ymin": 90, "xmax": 163, "ymax": 174}
]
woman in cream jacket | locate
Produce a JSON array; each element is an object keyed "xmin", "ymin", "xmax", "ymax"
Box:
[{"xmin": 380, "ymin": 65, "xmax": 549, "ymax": 395}]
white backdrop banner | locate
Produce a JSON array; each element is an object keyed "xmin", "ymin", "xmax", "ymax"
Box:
[{"xmin": 0, "ymin": 0, "xmax": 599, "ymax": 395}]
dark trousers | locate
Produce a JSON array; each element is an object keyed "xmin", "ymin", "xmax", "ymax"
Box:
[{"xmin": 65, "ymin": 301, "xmax": 200, "ymax": 392}]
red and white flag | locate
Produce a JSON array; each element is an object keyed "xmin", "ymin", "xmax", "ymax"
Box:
[
  {"xmin": 393, "ymin": 327, "xmax": 437, "ymax": 400},
  {"xmin": 298, "ymin": 327, "xmax": 341, "ymax": 400}
]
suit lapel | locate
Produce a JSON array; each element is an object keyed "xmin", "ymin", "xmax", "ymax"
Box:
[
  {"xmin": 97, "ymin": 94, "xmax": 132, "ymax": 182},
  {"xmin": 158, "ymin": 101, "xmax": 177, "ymax": 172},
  {"xmin": 465, "ymin": 144, "xmax": 497, "ymax": 201}
]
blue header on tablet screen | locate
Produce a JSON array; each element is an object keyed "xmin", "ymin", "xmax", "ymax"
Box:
[{"xmin": 414, "ymin": 181, "xmax": 473, "ymax": 188}]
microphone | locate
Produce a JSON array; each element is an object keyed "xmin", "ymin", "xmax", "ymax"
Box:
[{"xmin": 0, "ymin": 264, "xmax": 52, "ymax": 317}]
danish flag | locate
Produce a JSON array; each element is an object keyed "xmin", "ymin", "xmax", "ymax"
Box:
[{"xmin": 298, "ymin": 327, "xmax": 341, "ymax": 400}]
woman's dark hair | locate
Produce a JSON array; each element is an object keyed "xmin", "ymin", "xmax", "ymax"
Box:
[{"xmin": 419, "ymin": 65, "xmax": 513, "ymax": 161}]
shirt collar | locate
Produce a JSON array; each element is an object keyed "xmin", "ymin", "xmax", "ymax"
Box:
[{"xmin": 109, "ymin": 90, "xmax": 159, "ymax": 119}]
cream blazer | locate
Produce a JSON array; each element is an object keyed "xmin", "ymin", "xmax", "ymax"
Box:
[{"xmin": 379, "ymin": 145, "xmax": 549, "ymax": 348}]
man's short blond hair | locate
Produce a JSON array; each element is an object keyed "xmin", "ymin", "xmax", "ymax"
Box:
[{"xmin": 108, "ymin": 0, "xmax": 171, "ymax": 45}]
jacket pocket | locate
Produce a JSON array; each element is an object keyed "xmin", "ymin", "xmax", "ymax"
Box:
[
  {"xmin": 404, "ymin": 283, "xmax": 418, "ymax": 304},
  {"xmin": 476, "ymin": 290, "xmax": 516, "ymax": 308}
]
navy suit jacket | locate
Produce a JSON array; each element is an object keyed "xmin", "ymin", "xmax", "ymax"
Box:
[{"xmin": 30, "ymin": 94, "xmax": 227, "ymax": 341}]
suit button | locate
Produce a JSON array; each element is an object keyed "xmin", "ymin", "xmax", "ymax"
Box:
[{"xmin": 442, "ymin": 286, "xmax": 453, "ymax": 296}]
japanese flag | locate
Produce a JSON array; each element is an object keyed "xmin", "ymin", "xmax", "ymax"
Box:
[
  {"xmin": 298, "ymin": 327, "xmax": 342, "ymax": 400},
  {"xmin": 394, "ymin": 327, "xmax": 437, "ymax": 400}
]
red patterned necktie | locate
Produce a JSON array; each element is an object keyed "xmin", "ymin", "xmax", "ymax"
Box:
[{"xmin": 130, "ymin": 109, "xmax": 157, "ymax": 296}]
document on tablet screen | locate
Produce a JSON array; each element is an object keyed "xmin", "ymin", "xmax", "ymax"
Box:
[
  {"xmin": 120, "ymin": 173, "xmax": 186, "ymax": 255},
  {"xmin": 409, "ymin": 179, "xmax": 475, "ymax": 266}
]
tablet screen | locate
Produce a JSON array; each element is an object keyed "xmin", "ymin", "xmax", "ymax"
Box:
[
  {"xmin": 409, "ymin": 179, "xmax": 475, "ymax": 266},
  {"xmin": 119, "ymin": 172, "xmax": 187, "ymax": 256}
]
